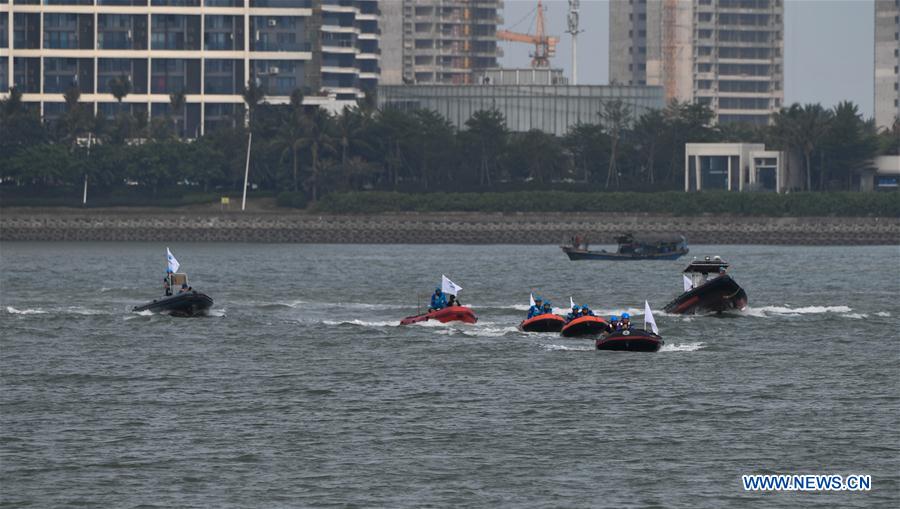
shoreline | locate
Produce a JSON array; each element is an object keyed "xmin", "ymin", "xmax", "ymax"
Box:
[{"xmin": 1, "ymin": 208, "xmax": 898, "ymax": 245}]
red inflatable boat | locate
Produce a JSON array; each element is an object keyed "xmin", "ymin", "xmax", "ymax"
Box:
[
  {"xmin": 595, "ymin": 328, "xmax": 664, "ymax": 352},
  {"xmin": 399, "ymin": 306, "xmax": 478, "ymax": 325},
  {"xmin": 518, "ymin": 313, "xmax": 566, "ymax": 332},
  {"xmin": 560, "ymin": 315, "xmax": 608, "ymax": 338}
]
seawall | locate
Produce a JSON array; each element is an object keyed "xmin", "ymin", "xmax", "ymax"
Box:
[{"xmin": 1, "ymin": 209, "xmax": 898, "ymax": 245}]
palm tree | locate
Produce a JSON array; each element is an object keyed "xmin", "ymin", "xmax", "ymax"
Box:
[
  {"xmin": 795, "ymin": 103, "xmax": 832, "ymax": 191},
  {"xmin": 462, "ymin": 109, "xmax": 508, "ymax": 186},
  {"xmin": 108, "ymin": 74, "xmax": 131, "ymax": 114},
  {"xmin": 631, "ymin": 110, "xmax": 666, "ymax": 185},
  {"xmin": 769, "ymin": 104, "xmax": 802, "ymax": 191},
  {"xmin": 169, "ymin": 90, "xmax": 186, "ymax": 138},
  {"xmin": 297, "ymin": 107, "xmax": 336, "ymax": 202},
  {"xmin": 600, "ymin": 99, "xmax": 632, "ymax": 189},
  {"xmin": 241, "ymin": 79, "xmax": 265, "ymax": 130}
]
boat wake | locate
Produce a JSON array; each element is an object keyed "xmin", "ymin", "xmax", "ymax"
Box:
[
  {"xmin": 660, "ymin": 342, "xmax": 706, "ymax": 352},
  {"xmin": 5, "ymin": 306, "xmax": 108, "ymax": 316},
  {"xmin": 542, "ymin": 343, "xmax": 594, "ymax": 352}
]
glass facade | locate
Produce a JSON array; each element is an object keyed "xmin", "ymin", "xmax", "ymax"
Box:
[{"xmin": 378, "ymin": 85, "xmax": 667, "ymax": 136}]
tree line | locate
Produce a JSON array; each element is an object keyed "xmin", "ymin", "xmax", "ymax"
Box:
[{"xmin": 1, "ymin": 82, "xmax": 897, "ymax": 207}]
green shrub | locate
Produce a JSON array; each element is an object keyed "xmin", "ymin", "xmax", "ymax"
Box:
[
  {"xmin": 276, "ymin": 191, "xmax": 309, "ymax": 209},
  {"xmin": 312, "ymin": 191, "xmax": 900, "ymax": 217}
]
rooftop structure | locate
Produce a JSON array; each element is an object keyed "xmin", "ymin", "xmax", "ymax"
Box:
[{"xmin": 685, "ymin": 142, "xmax": 786, "ymax": 192}]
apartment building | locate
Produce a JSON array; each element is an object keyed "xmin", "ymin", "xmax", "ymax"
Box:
[
  {"xmin": 875, "ymin": 0, "xmax": 900, "ymax": 130},
  {"xmin": 380, "ymin": 0, "xmax": 502, "ymax": 85},
  {"xmin": 0, "ymin": 0, "xmax": 380, "ymax": 136},
  {"xmin": 610, "ymin": 0, "xmax": 784, "ymax": 126}
]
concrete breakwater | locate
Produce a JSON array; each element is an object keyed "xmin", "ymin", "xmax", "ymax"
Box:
[{"xmin": 1, "ymin": 210, "xmax": 898, "ymax": 245}]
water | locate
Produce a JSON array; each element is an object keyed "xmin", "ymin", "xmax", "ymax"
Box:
[{"xmin": 1, "ymin": 242, "xmax": 898, "ymax": 508}]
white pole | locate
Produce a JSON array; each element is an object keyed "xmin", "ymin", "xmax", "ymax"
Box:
[
  {"xmin": 241, "ymin": 132, "xmax": 252, "ymax": 211},
  {"xmin": 82, "ymin": 132, "xmax": 92, "ymax": 206},
  {"xmin": 572, "ymin": 33, "xmax": 578, "ymax": 85}
]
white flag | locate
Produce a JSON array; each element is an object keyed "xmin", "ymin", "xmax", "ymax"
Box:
[
  {"xmin": 529, "ymin": 293, "xmax": 535, "ymax": 307},
  {"xmin": 569, "ymin": 296, "xmax": 576, "ymax": 309},
  {"xmin": 644, "ymin": 300, "xmax": 659, "ymax": 335},
  {"xmin": 683, "ymin": 274, "xmax": 693, "ymax": 292},
  {"xmin": 441, "ymin": 275, "xmax": 461, "ymax": 296},
  {"xmin": 166, "ymin": 247, "xmax": 180, "ymax": 273}
]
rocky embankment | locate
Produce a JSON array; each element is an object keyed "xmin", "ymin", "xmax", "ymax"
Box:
[{"xmin": 1, "ymin": 209, "xmax": 898, "ymax": 245}]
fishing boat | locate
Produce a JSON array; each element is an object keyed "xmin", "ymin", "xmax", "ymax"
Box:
[
  {"xmin": 561, "ymin": 233, "xmax": 689, "ymax": 261},
  {"xmin": 560, "ymin": 315, "xmax": 608, "ymax": 338},
  {"xmin": 519, "ymin": 313, "xmax": 566, "ymax": 332},
  {"xmin": 133, "ymin": 248, "xmax": 214, "ymax": 317},
  {"xmin": 400, "ymin": 306, "xmax": 478, "ymax": 325},
  {"xmin": 596, "ymin": 328, "xmax": 664, "ymax": 352},
  {"xmin": 664, "ymin": 256, "xmax": 748, "ymax": 314}
]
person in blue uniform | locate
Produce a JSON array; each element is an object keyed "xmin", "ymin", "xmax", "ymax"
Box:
[
  {"xmin": 430, "ymin": 288, "xmax": 447, "ymax": 311},
  {"xmin": 566, "ymin": 305, "xmax": 581, "ymax": 322},
  {"xmin": 541, "ymin": 301, "xmax": 553, "ymax": 315},
  {"xmin": 620, "ymin": 312, "xmax": 632, "ymax": 329},
  {"xmin": 608, "ymin": 315, "xmax": 620, "ymax": 333},
  {"xmin": 528, "ymin": 296, "xmax": 544, "ymax": 318},
  {"xmin": 581, "ymin": 305, "xmax": 595, "ymax": 317}
]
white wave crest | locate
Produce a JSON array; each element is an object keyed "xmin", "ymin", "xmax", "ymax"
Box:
[
  {"xmin": 5, "ymin": 306, "xmax": 48, "ymax": 315},
  {"xmin": 208, "ymin": 308, "xmax": 227, "ymax": 318},
  {"xmin": 743, "ymin": 305, "xmax": 853, "ymax": 317},
  {"xmin": 323, "ymin": 319, "xmax": 398, "ymax": 327},
  {"xmin": 660, "ymin": 342, "xmax": 705, "ymax": 352},
  {"xmin": 133, "ymin": 310, "xmax": 154, "ymax": 316},
  {"xmin": 543, "ymin": 343, "xmax": 594, "ymax": 352},
  {"xmin": 875, "ymin": 311, "xmax": 892, "ymax": 317}
]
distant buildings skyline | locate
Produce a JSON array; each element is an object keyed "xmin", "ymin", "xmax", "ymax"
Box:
[
  {"xmin": 0, "ymin": 0, "xmax": 380, "ymax": 134},
  {"xmin": 874, "ymin": 0, "xmax": 900, "ymax": 130},
  {"xmin": 608, "ymin": 0, "xmax": 784, "ymax": 126}
]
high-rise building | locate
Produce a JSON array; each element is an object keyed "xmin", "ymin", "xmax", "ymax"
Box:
[
  {"xmin": 875, "ymin": 0, "xmax": 900, "ymax": 130},
  {"xmin": 0, "ymin": 0, "xmax": 380, "ymax": 135},
  {"xmin": 610, "ymin": 0, "xmax": 784, "ymax": 126},
  {"xmin": 380, "ymin": 0, "xmax": 502, "ymax": 85}
]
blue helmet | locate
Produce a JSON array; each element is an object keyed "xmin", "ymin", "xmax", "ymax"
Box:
[
  {"xmin": 610, "ymin": 315, "xmax": 619, "ymax": 321},
  {"xmin": 621, "ymin": 312, "xmax": 630, "ymax": 319},
  {"xmin": 543, "ymin": 300, "xmax": 551, "ymax": 307},
  {"xmin": 535, "ymin": 295, "xmax": 543, "ymax": 302},
  {"xmin": 435, "ymin": 287, "xmax": 442, "ymax": 293}
]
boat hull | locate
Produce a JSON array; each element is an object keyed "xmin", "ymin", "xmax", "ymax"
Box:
[
  {"xmin": 561, "ymin": 246, "xmax": 688, "ymax": 261},
  {"xmin": 663, "ymin": 275, "xmax": 748, "ymax": 314},
  {"xmin": 400, "ymin": 306, "xmax": 478, "ymax": 325},
  {"xmin": 560, "ymin": 315, "xmax": 609, "ymax": 338},
  {"xmin": 596, "ymin": 328, "xmax": 664, "ymax": 352},
  {"xmin": 518, "ymin": 313, "xmax": 566, "ymax": 332},
  {"xmin": 132, "ymin": 292, "xmax": 214, "ymax": 317}
]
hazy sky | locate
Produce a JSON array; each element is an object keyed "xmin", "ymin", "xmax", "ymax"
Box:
[{"xmin": 499, "ymin": 0, "xmax": 875, "ymax": 117}]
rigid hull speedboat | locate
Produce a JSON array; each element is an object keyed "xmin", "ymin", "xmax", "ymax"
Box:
[
  {"xmin": 133, "ymin": 291, "xmax": 214, "ymax": 317},
  {"xmin": 664, "ymin": 257, "xmax": 748, "ymax": 314},
  {"xmin": 519, "ymin": 313, "xmax": 566, "ymax": 332},
  {"xmin": 596, "ymin": 328, "xmax": 664, "ymax": 352},
  {"xmin": 560, "ymin": 315, "xmax": 608, "ymax": 338},
  {"xmin": 400, "ymin": 306, "xmax": 478, "ymax": 325},
  {"xmin": 562, "ymin": 233, "xmax": 689, "ymax": 261}
]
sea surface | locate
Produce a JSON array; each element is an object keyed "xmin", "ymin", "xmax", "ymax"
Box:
[{"xmin": 1, "ymin": 242, "xmax": 898, "ymax": 508}]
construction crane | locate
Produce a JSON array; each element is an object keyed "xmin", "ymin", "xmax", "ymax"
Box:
[{"xmin": 497, "ymin": 0, "xmax": 559, "ymax": 68}]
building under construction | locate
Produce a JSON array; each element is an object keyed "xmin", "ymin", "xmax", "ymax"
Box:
[
  {"xmin": 610, "ymin": 0, "xmax": 784, "ymax": 126},
  {"xmin": 380, "ymin": 0, "xmax": 503, "ymax": 85}
]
